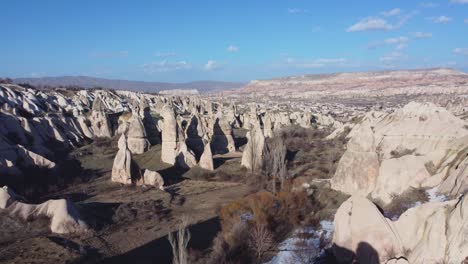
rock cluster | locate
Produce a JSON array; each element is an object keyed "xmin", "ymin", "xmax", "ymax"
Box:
[
  {"xmin": 333, "ymin": 194, "xmax": 468, "ymax": 264},
  {"xmin": 331, "ymin": 102, "xmax": 468, "ymax": 204},
  {"xmin": 0, "ymin": 186, "xmax": 88, "ymax": 234}
]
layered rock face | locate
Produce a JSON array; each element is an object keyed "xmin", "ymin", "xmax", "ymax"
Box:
[
  {"xmin": 0, "ymin": 186, "xmax": 87, "ymax": 234},
  {"xmin": 331, "ymin": 102, "xmax": 468, "ymax": 204},
  {"xmin": 333, "ymin": 194, "xmax": 468, "ymax": 264},
  {"xmin": 111, "ymin": 135, "xmax": 133, "ymax": 184}
]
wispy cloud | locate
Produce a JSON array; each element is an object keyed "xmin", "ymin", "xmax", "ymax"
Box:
[
  {"xmin": 347, "ymin": 17, "xmax": 392, "ymax": 32},
  {"xmin": 288, "ymin": 8, "xmax": 308, "ymax": 14},
  {"xmin": 347, "ymin": 10, "xmax": 417, "ymax": 32},
  {"xmin": 411, "ymin": 32, "xmax": 433, "ymax": 38},
  {"xmin": 204, "ymin": 60, "xmax": 220, "ymax": 70},
  {"xmin": 155, "ymin": 51, "xmax": 177, "ymax": 57},
  {"xmin": 368, "ymin": 36, "xmax": 409, "ymax": 49},
  {"xmin": 451, "ymin": 0, "xmax": 468, "ymax": 4},
  {"xmin": 421, "ymin": 2, "xmax": 439, "ymax": 8},
  {"xmin": 283, "ymin": 57, "xmax": 348, "ymax": 68},
  {"xmin": 379, "ymin": 51, "xmax": 406, "ymax": 63},
  {"xmin": 89, "ymin": 50, "xmax": 128, "ymax": 58},
  {"xmin": 453, "ymin": 48, "xmax": 468, "ymax": 55},
  {"xmin": 381, "ymin": 8, "xmax": 401, "ymax": 17},
  {"xmin": 142, "ymin": 60, "xmax": 192, "ymax": 73},
  {"xmin": 430, "ymin": 16, "xmax": 452, "ymax": 23},
  {"xmin": 227, "ymin": 45, "xmax": 239, "ymax": 52},
  {"xmin": 312, "ymin": 26, "xmax": 322, "ymax": 32},
  {"xmin": 465, "ymin": 18, "xmax": 468, "ymax": 24}
]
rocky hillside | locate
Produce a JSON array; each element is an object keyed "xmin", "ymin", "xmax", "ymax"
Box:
[
  {"xmin": 231, "ymin": 68, "xmax": 468, "ymax": 99},
  {"xmin": 13, "ymin": 76, "xmax": 245, "ymax": 94}
]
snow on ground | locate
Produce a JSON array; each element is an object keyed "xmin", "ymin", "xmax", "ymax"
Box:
[
  {"xmin": 426, "ymin": 187, "xmax": 447, "ymax": 202},
  {"xmin": 265, "ymin": 220, "xmax": 334, "ymax": 264}
]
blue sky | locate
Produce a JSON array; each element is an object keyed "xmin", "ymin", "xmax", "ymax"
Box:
[{"xmin": 1, "ymin": 0, "xmax": 467, "ymax": 82}]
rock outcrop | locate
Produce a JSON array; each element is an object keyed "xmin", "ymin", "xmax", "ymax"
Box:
[
  {"xmin": 126, "ymin": 114, "xmax": 150, "ymax": 154},
  {"xmin": 90, "ymin": 97, "xmax": 112, "ymax": 138},
  {"xmin": 142, "ymin": 169, "xmax": 165, "ymax": 190},
  {"xmin": 199, "ymin": 140, "xmax": 214, "ymax": 171},
  {"xmin": 160, "ymin": 104, "xmax": 178, "ymax": 165},
  {"xmin": 241, "ymin": 120, "xmax": 265, "ymax": 171},
  {"xmin": 333, "ymin": 194, "xmax": 468, "ymax": 264},
  {"xmin": 331, "ymin": 102, "xmax": 468, "ymax": 204},
  {"xmin": 111, "ymin": 135, "xmax": 133, "ymax": 184},
  {"xmin": 0, "ymin": 186, "xmax": 88, "ymax": 234}
]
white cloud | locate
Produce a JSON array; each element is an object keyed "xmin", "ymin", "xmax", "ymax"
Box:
[
  {"xmin": 288, "ymin": 8, "xmax": 308, "ymax": 14},
  {"xmin": 451, "ymin": 0, "xmax": 468, "ymax": 4},
  {"xmin": 421, "ymin": 2, "xmax": 439, "ymax": 8},
  {"xmin": 204, "ymin": 60, "xmax": 220, "ymax": 70},
  {"xmin": 453, "ymin": 48, "xmax": 468, "ymax": 55},
  {"xmin": 465, "ymin": 18, "xmax": 468, "ymax": 24},
  {"xmin": 142, "ymin": 60, "xmax": 192, "ymax": 73},
  {"xmin": 155, "ymin": 51, "xmax": 177, "ymax": 57},
  {"xmin": 347, "ymin": 10, "xmax": 417, "ymax": 32},
  {"xmin": 381, "ymin": 8, "xmax": 401, "ymax": 17},
  {"xmin": 347, "ymin": 17, "xmax": 392, "ymax": 32},
  {"xmin": 227, "ymin": 45, "xmax": 239, "ymax": 52},
  {"xmin": 431, "ymin": 16, "xmax": 452, "ymax": 23},
  {"xmin": 411, "ymin": 32, "xmax": 433, "ymax": 38}
]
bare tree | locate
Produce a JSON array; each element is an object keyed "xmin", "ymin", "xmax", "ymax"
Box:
[
  {"xmin": 249, "ymin": 223, "xmax": 274, "ymax": 263},
  {"xmin": 263, "ymin": 133, "xmax": 288, "ymax": 192},
  {"xmin": 168, "ymin": 216, "xmax": 191, "ymax": 264}
]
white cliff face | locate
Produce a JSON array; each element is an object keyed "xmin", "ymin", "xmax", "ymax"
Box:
[
  {"xmin": 0, "ymin": 186, "xmax": 88, "ymax": 234},
  {"xmin": 331, "ymin": 102, "xmax": 468, "ymax": 204},
  {"xmin": 333, "ymin": 194, "xmax": 468, "ymax": 264}
]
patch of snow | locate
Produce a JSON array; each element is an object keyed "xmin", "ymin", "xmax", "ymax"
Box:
[
  {"xmin": 426, "ymin": 187, "xmax": 447, "ymax": 202},
  {"xmin": 265, "ymin": 220, "xmax": 334, "ymax": 264}
]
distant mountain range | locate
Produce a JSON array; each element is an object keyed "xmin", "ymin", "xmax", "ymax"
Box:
[{"xmin": 13, "ymin": 76, "xmax": 245, "ymax": 94}]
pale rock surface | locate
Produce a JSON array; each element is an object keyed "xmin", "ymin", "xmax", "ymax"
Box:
[
  {"xmin": 199, "ymin": 140, "xmax": 214, "ymax": 171},
  {"xmin": 143, "ymin": 169, "xmax": 165, "ymax": 190},
  {"xmin": 126, "ymin": 114, "xmax": 150, "ymax": 154},
  {"xmin": 332, "ymin": 195, "xmax": 403, "ymax": 263},
  {"xmin": 90, "ymin": 97, "xmax": 112, "ymax": 138},
  {"xmin": 0, "ymin": 186, "xmax": 88, "ymax": 234},
  {"xmin": 111, "ymin": 135, "xmax": 133, "ymax": 184},
  {"xmin": 160, "ymin": 104, "xmax": 178, "ymax": 165},
  {"xmin": 333, "ymin": 194, "xmax": 468, "ymax": 264},
  {"xmin": 241, "ymin": 121, "xmax": 265, "ymax": 171},
  {"xmin": 331, "ymin": 121, "xmax": 379, "ymax": 195},
  {"xmin": 371, "ymin": 155, "xmax": 431, "ymax": 204}
]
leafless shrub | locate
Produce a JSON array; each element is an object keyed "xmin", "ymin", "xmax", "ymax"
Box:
[
  {"xmin": 248, "ymin": 223, "xmax": 274, "ymax": 262},
  {"xmin": 263, "ymin": 133, "xmax": 288, "ymax": 192},
  {"xmin": 168, "ymin": 216, "xmax": 191, "ymax": 264}
]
